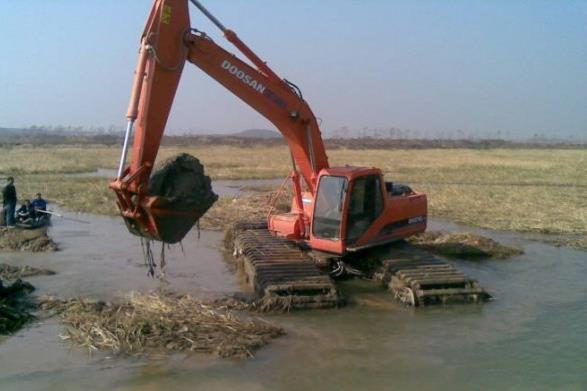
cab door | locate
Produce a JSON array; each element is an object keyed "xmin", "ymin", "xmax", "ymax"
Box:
[
  {"xmin": 309, "ymin": 175, "xmax": 347, "ymax": 254},
  {"xmin": 344, "ymin": 175, "xmax": 384, "ymax": 245}
]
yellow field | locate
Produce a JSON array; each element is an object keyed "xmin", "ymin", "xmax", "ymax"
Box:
[{"xmin": 5, "ymin": 145, "xmax": 585, "ymax": 248}]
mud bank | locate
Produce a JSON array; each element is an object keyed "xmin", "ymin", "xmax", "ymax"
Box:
[
  {"xmin": 409, "ymin": 231, "xmax": 523, "ymax": 259},
  {"xmin": 0, "ymin": 264, "xmax": 56, "ymax": 334},
  {"xmin": 0, "ymin": 227, "xmax": 57, "ymax": 252},
  {"xmin": 0, "ymin": 279, "xmax": 35, "ymax": 334}
]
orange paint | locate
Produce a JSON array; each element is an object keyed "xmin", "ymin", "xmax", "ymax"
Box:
[{"xmin": 110, "ymin": 0, "xmax": 427, "ymax": 254}]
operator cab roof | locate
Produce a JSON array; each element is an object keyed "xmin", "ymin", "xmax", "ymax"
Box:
[{"xmin": 320, "ymin": 166, "xmax": 382, "ymax": 179}]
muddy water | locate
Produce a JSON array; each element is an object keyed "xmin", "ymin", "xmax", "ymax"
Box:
[{"xmin": 0, "ymin": 191, "xmax": 586, "ymax": 390}]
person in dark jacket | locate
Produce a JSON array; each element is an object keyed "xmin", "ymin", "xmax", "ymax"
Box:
[
  {"xmin": 17, "ymin": 199, "xmax": 34, "ymax": 224},
  {"xmin": 2, "ymin": 177, "xmax": 17, "ymax": 226},
  {"xmin": 32, "ymin": 193, "xmax": 47, "ymax": 218}
]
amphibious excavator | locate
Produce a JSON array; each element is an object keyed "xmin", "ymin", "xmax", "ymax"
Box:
[{"xmin": 110, "ymin": 0, "xmax": 490, "ymax": 308}]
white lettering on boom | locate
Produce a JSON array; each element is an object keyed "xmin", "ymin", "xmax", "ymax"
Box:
[{"xmin": 221, "ymin": 60, "xmax": 266, "ymax": 93}]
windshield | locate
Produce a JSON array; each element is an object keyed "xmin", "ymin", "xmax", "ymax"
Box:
[{"xmin": 312, "ymin": 176, "xmax": 347, "ymax": 240}]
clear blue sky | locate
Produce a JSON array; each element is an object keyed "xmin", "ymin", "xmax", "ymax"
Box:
[{"xmin": 1, "ymin": 0, "xmax": 585, "ymax": 139}]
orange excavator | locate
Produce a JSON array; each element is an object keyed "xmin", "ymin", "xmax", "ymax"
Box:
[
  {"xmin": 109, "ymin": 0, "xmax": 494, "ymax": 308},
  {"xmin": 110, "ymin": 0, "xmax": 427, "ymax": 256}
]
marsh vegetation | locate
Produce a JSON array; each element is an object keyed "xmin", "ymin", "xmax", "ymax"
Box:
[
  {"xmin": 4, "ymin": 144, "xmax": 585, "ymax": 248},
  {"xmin": 39, "ymin": 292, "xmax": 284, "ymax": 358}
]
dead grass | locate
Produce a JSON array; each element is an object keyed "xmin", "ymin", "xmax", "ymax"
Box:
[
  {"xmin": 39, "ymin": 292, "xmax": 284, "ymax": 358},
  {"xmin": 202, "ymin": 195, "xmax": 267, "ymax": 231},
  {"xmin": 4, "ymin": 145, "xmax": 585, "ymax": 248},
  {"xmin": 17, "ymin": 175, "xmax": 119, "ymax": 216},
  {"xmin": 0, "ymin": 263, "xmax": 55, "ymax": 280},
  {"xmin": 0, "ymin": 145, "xmax": 118, "ymax": 175},
  {"xmin": 200, "ymin": 189, "xmax": 290, "ymax": 231},
  {"xmin": 409, "ymin": 231, "xmax": 523, "ymax": 259},
  {"xmin": 421, "ymin": 184, "xmax": 586, "ymax": 245},
  {"xmin": 0, "ymin": 227, "xmax": 58, "ymax": 252}
]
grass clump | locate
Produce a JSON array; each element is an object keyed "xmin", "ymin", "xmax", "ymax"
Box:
[
  {"xmin": 40, "ymin": 292, "xmax": 285, "ymax": 358},
  {"xmin": 0, "ymin": 263, "xmax": 55, "ymax": 280},
  {"xmin": 201, "ymin": 195, "xmax": 268, "ymax": 231},
  {"xmin": 0, "ymin": 263, "xmax": 55, "ymax": 334},
  {"xmin": 409, "ymin": 231, "xmax": 523, "ymax": 259},
  {"xmin": 0, "ymin": 279, "xmax": 36, "ymax": 334},
  {"xmin": 0, "ymin": 227, "xmax": 57, "ymax": 252},
  {"xmin": 0, "ymin": 262, "xmax": 53, "ymax": 334}
]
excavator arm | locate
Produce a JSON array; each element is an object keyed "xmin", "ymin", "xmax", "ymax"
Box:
[
  {"xmin": 110, "ymin": 0, "xmax": 329, "ymax": 242},
  {"xmin": 185, "ymin": 31, "xmax": 329, "ymax": 189}
]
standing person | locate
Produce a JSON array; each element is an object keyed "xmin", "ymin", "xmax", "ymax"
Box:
[{"xmin": 2, "ymin": 177, "xmax": 17, "ymax": 226}]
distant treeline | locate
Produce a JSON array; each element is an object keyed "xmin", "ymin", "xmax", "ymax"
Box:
[{"xmin": 0, "ymin": 127, "xmax": 584, "ymax": 149}]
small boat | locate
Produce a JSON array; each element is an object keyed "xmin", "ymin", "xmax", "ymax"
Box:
[{"xmin": 15, "ymin": 214, "xmax": 51, "ymax": 230}]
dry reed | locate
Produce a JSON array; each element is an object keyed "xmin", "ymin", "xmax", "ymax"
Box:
[
  {"xmin": 409, "ymin": 231, "xmax": 523, "ymax": 259},
  {"xmin": 0, "ymin": 227, "xmax": 57, "ymax": 252},
  {"xmin": 40, "ymin": 292, "xmax": 285, "ymax": 358},
  {"xmin": 5, "ymin": 145, "xmax": 585, "ymax": 248},
  {"xmin": 0, "ymin": 263, "xmax": 55, "ymax": 280}
]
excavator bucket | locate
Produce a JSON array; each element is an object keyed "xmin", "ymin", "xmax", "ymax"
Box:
[{"xmin": 114, "ymin": 154, "xmax": 218, "ymax": 244}]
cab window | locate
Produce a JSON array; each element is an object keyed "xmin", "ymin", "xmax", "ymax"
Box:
[
  {"xmin": 312, "ymin": 176, "xmax": 347, "ymax": 240},
  {"xmin": 346, "ymin": 175, "xmax": 383, "ymax": 243}
]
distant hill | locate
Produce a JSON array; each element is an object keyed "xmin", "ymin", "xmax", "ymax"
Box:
[{"xmin": 232, "ymin": 129, "xmax": 281, "ymax": 139}]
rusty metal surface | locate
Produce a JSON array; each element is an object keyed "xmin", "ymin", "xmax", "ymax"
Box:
[
  {"xmin": 233, "ymin": 225, "xmax": 340, "ymax": 310},
  {"xmin": 382, "ymin": 255, "xmax": 492, "ymax": 306}
]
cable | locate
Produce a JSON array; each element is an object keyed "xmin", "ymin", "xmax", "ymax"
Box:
[
  {"xmin": 145, "ymin": 30, "xmax": 189, "ymax": 72},
  {"xmin": 284, "ymin": 79, "xmax": 304, "ymax": 100}
]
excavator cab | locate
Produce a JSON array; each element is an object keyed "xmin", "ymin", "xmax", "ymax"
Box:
[{"xmin": 309, "ymin": 167, "xmax": 426, "ymax": 255}]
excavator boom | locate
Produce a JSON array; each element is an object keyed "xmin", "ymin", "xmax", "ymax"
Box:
[
  {"xmin": 185, "ymin": 31, "xmax": 329, "ymax": 189},
  {"xmin": 110, "ymin": 0, "xmax": 329, "ymax": 242},
  {"xmin": 111, "ymin": 0, "xmax": 426, "ymax": 255}
]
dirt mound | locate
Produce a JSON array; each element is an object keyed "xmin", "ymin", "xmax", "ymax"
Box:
[
  {"xmin": 40, "ymin": 292, "xmax": 284, "ymax": 358},
  {"xmin": 0, "ymin": 227, "xmax": 57, "ymax": 252},
  {"xmin": 409, "ymin": 231, "xmax": 523, "ymax": 259},
  {"xmin": 0, "ymin": 279, "xmax": 36, "ymax": 334},
  {"xmin": 0, "ymin": 263, "xmax": 56, "ymax": 280},
  {"xmin": 148, "ymin": 153, "xmax": 218, "ymax": 243}
]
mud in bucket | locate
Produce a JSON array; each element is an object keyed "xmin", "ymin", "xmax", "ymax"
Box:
[{"xmin": 145, "ymin": 153, "xmax": 218, "ymax": 243}]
